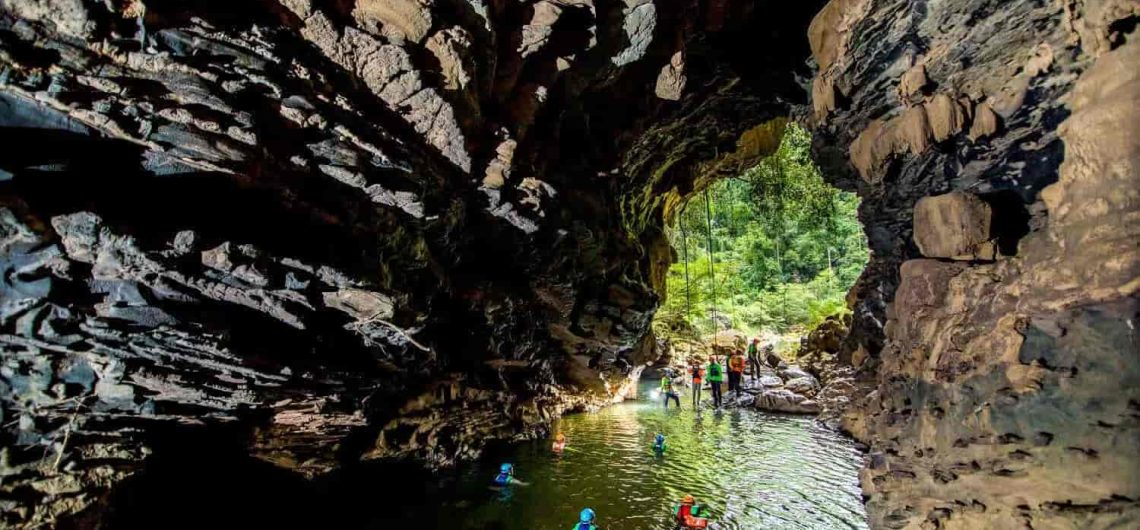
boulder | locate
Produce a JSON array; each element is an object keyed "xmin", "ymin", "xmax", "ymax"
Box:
[
  {"xmin": 779, "ymin": 365, "xmax": 813, "ymax": 381},
  {"xmin": 912, "ymin": 191, "xmax": 995, "ymax": 260},
  {"xmin": 753, "ymin": 389, "xmax": 821, "ymax": 414},
  {"xmin": 784, "ymin": 376, "xmax": 820, "ymax": 396},
  {"xmin": 763, "ymin": 347, "xmax": 785, "ymax": 369},
  {"xmin": 800, "ymin": 315, "xmax": 847, "ymax": 355},
  {"xmin": 757, "ymin": 375, "xmax": 784, "ymax": 388},
  {"xmin": 711, "ymin": 329, "xmax": 747, "ymax": 354},
  {"xmin": 724, "ymin": 390, "xmax": 754, "ymax": 407}
]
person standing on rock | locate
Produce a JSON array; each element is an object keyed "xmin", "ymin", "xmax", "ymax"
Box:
[
  {"xmin": 747, "ymin": 338, "xmax": 762, "ymax": 379},
  {"xmin": 707, "ymin": 356, "xmax": 725, "ymax": 408},
  {"xmin": 727, "ymin": 349, "xmax": 746, "ymax": 396}
]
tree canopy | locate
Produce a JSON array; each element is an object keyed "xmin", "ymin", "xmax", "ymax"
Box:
[{"xmin": 657, "ymin": 123, "xmax": 869, "ymax": 337}]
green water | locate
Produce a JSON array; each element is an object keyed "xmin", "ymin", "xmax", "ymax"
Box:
[{"xmin": 413, "ymin": 381, "xmax": 869, "ymax": 530}]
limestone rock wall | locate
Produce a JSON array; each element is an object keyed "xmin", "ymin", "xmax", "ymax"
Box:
[
  {"xmin": 807, "ymin": 0, "xmax": 1140, "ymax": 527},
  {"xmin": 0, "ymin": 0, "xmax": 826, "ymax": 526},
  {"xmin": 0, "ymin": 0, "xmax": 1137, "ymax": 528}
]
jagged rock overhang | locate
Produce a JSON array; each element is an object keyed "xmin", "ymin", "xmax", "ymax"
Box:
[{"xmin": 0, "ymin": 2, "xmax": 835, "ymax": 526}]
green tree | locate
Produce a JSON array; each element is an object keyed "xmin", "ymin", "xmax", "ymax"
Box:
[{"xmin": 657, "ymin": 123, "xmax": 869, "ymax": 336}]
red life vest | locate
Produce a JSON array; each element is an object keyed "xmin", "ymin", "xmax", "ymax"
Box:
[{"xmin": 675, "ymin": 504, "xmax": 708, "ymax": 529}]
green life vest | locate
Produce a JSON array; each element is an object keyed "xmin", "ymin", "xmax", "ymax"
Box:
[
  {"xmin": 707, "ymin": 363, "xmax": 723, "ymax": 381},
  {"xmin": 674, "ymin": 504, "xmax": 704, "ymax": 517}
]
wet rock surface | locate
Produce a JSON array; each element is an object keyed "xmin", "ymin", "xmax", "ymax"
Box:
[{"xmin": 0, "ymin": 0, "xmax": 1136, "ymax": 528}]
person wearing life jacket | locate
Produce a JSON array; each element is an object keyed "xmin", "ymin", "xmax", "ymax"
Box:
[
  {"xmin": 660, "ymin": 373, "xmax": 681, "ymax": 409},
  {"xmin": 674, "ymin": 494, "xmax": 709, "ymax": 529},
  {"xmin": 553, "ymin": 433, "xmax": 567, "ymax": 453},
  {"xmin": 727, "ymin": 349, "xmax": 747, "ymax": 395},
  {"xmin": 690, "ymin": 360, "xmax": 704, "ymax": 408},
  {"xmin": 492, "ymin": 463, "xmax": 528, "ymax": 487},
  {"xmin": 652, "ymin": 433, "xmax": 667, "ymax": 455},
  {"xmin": 707, "ymin": 356, "xmax": 725, "ymax": 408},
  {"xmin": 747, "ymin": 338, "xmax": 762, "ymax": 378},
  {"xmin": 572, "ymin": 507, "xmax": 599, "ymax": 530}
]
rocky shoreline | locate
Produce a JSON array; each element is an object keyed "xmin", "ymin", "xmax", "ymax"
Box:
[{"xmin": 658, "ymin": 315, "xmax": 870, "ymax": 423}]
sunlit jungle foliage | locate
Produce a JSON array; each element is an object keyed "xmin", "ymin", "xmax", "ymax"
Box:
[{"xmin": 658, "ymin": 124, "xmax": 869, "ymax": 337}]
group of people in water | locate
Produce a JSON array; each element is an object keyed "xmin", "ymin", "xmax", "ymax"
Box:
[
  {"xmin": 493, "ymin": 434, "xmax": 709, "ymax": 529},
  {"xmin": 491, "ymin": 338, "xmax": 770, "ymax": 529},
  {"xmin": 661, "ymin": 337, "xmax": 764, "ymax": 410}
]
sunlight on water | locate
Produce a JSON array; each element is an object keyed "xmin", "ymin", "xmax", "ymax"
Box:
[{"xmin": 408, "ymin": 381, "xmax": 869, "ymax": 530}]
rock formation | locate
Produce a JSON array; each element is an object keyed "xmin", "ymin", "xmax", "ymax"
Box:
[
  {"xmin": 0, "ymin": 0, "xmax": 1136, "ymax": 528},
  {"xmin": 808, "ymin": 0, "xmax": 1140, "ymax": 527},
  {"xmin": 0, "ymin": 0, "xmax": 821, "ymax": 526}
]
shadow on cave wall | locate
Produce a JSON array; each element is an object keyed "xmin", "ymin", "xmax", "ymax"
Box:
[
  {"xmin": 68, "ymin": 423, "xmax": 573, "ymax": 530},
  {"xmin": 57, "ymin": 422, "xmax": 447, "ymax": 530},
  {"xmin": 0, "ymin": 126, "xmax": 390, "ymax": 276},
  {"xmin": 0, "ymin": 127, "xmax": 413, "ymax": 376}
]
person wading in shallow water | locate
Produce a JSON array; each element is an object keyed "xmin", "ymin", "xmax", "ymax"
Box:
[
  {"xmin": 573, "ymin": 508, "xmax": 599, "ymax": 530},
  {"xmin": 707, "ymin": 356, "xmax": 725, "ymax": 408},
  {"xmin": 727, "ymin": 349, "xmax": 746, "ymax": 395},
  {"xmin": 673, "ymin": 495, "xmax": 710, "ymax": 528},
  {"xmin": 552, "ymin": 433, "xmax": 567, "ymax": 453},
  {"xmin": 690, "ymin": 360, "xmax": 704, "ymax": 408},
  {"xmin": 492, "ymin": 463, "xmax": 529, "ymax": 487},
  {"xmin": 661, "ymin": 372, "xmax": 681, "ymax": 409}
]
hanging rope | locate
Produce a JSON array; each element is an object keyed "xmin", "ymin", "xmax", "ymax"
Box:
[
  {"xmin": 679, "ymin": 204, "xmax": 693, "ymax": 331},
  {"xmin": 827, "ymin": 192, "xmax": 839, "ymax": 295},
  {"xmin": 723, "ymin": 184, "xmax": 742, "ymax": 330},
  {"xmin": 703, "ymin": 189, "xmax": 718, "ymax": 336},
  {"xmin": 775, "ymin": 156, "xmax": 788, "ymax": 325},
  {"xmin": 678, "ymin": 205, "xmax": 697, "ymax": 362}
]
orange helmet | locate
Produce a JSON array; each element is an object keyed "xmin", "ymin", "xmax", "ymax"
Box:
[
  {"xmin": 682, "ymin": 495, "xmax": 695, "ymax": 504},
  {"xmin": 556, "ymin": 433, "xmax": 566, "ymax": 442}
]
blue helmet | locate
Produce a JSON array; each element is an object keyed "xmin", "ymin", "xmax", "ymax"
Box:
[
  {"xmin": 655, "ymin": 433, "xmax": 665, "ymax": 444},
  {"xmin": 499, "ymin": 463, "xmax": 514, "ymax": 475},
  {"xmin": 580, "ymin": 508, "xmax": 596, "ymax": 522}
]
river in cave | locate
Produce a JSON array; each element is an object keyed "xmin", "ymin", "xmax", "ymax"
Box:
[{"xmin": 376, "ymin": 379, "xmax": 869, "ymax": 530}]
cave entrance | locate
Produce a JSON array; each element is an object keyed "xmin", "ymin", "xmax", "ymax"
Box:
[{"xmin": 653, "ymin": 123, "xmax": 869, "ymax": 358}]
